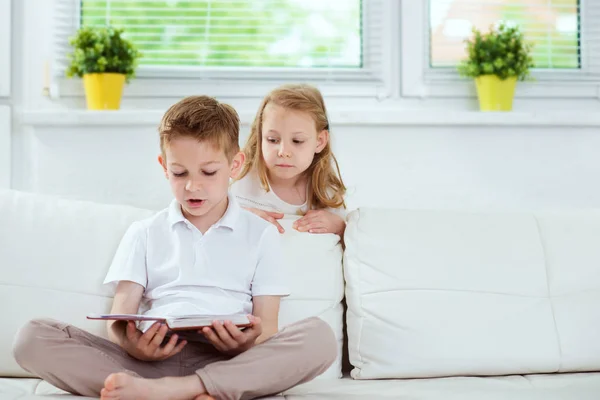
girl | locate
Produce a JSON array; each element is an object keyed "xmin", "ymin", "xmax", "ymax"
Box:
[{"xmin": 231, "ymin": 83, "xmax": 347, "ymax": 236}]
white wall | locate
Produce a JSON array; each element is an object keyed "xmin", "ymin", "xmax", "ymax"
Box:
[
  {"xmin": 0, "ymin": 0, "xmax": 11, "ymax": 188},
  {"xmin": 0, "ymin": 106, "xmax": 9, "ymax": 189},
  {"xmin": 13, "ymin": 117, "xmax": 600, "ymax": 213},
  {"xmin": 8, "ymin": 0, "xmax": 600, "ymax": 213}
]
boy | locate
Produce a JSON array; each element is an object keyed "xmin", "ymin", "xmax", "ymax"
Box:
[{"xmin": 12, "ymin": 96, "xmax": 337, "ymax": 400}]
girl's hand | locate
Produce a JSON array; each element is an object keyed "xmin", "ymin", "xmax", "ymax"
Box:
[
  {"xmin": 293, "ymin": 210, "xmax": 346, "ymax": 236},
  {"xmin": 244, "ymin": 207, "xmax": 285, "ymax": 233},
  {"xmin": 200, "ymin": 315, "xmax": 262, "ymax": 356},
  {"xmin": 120, "ymin": 321, "xmax": 187, "ymax": 361}
]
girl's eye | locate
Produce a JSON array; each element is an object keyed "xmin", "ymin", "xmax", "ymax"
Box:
[
  {"xmin": 293, "ymin": 140, "xmax": 305, "ymax": 144},
  {"xmin": 266, "ymin": 137, "xmax": 278, "ymax": 143},
  {"xmin": 172, "ymin": 172, "xmax": 187, "ymax": 177},
  {"xmin": 203, "ymin": 170, "xmax": 217, "ymax": 176}
]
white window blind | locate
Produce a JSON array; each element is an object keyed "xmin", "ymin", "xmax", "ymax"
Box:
[
  {"xmin": 52, "ymin": 0, "xmax": 389, "ymax": 89},
  {"xmin": 427, "ymin": 0, "xmax": 600, "ymax": 78}
]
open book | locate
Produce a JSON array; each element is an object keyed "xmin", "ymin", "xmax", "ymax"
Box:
[{"xmin": 86, "ymin": 313, "xmax": 251, "ymax": 331}]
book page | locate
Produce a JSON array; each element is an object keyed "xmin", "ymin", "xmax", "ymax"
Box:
[
  {"xmin": 87, "ymin": 313, "xmax": 167, "ymax": 322},
  {"xmin": 166, "ymin": 314, "xmax": 250, "ymax": 330}
]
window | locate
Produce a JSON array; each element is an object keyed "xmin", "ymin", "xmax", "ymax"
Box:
[
  {"xmin": 429, "ymin": 0, "xmax": 580, "ymax": 70},
  {"xmin": 51, "ymin": 0, "xmax": 391, "ymax": 98},
  {"xmin": 401, "ymin": 0, "xmax": 600, "ymax": 98},
  {"xmin": 80, "ymin": 0, "xmax": 361, "ymax": 69}
]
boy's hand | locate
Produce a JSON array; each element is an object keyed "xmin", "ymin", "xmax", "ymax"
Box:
[
  {"xmin": 200, "ymin": 315, "xmax": 262, "ymax": 356},
  {"xmin": 244, "ymin": 207, "xmax": 285, "ymax": 233},
  {"xmin": 119, "ymin": 321, "xmax": 187, "ymax": 361},
  {"xmin": 293, "ymin": 210, "xmax": 345, "ymax": 236}
]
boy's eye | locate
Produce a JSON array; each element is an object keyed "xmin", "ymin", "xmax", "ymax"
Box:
[
  {"xmin": 203, "ymin": 170, "xmax": 217, "ymax": 176},
  {"xmin": 172, "ymin": 171, "xmax": 187, "ymax": 177}
]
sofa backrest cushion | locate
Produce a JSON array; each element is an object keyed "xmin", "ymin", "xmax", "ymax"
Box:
[
  {"xmin": 343, "ymin": 207, "xmax": 600, "ymax": 379},
  {"xmin": 0, "ymin": 190, "xmax": 344, "ymax": 379}
]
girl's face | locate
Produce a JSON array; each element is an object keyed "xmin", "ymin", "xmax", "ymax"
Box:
[{"xmin": 260, "ymin": 103, "xmax": 328, "ymax": 183}]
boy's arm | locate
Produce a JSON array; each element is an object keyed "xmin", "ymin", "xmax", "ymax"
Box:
[
  {"xmin": 251, "ymin": 295, "xmax": 281, "ymax": 344},
  {"xmin": 106, "ymin": 280, "xmax": 144, "ymax": 346},
  {"xmin": 249, "ymin": 225, "xmax": 289, "ymax": 344},
  {"xmin": 103, "ymin": 220, "xmax": 148, "ymax": 346},
  {"xmin": 107, "ymin": 280, "xmax": 187, "ymax": 361}
]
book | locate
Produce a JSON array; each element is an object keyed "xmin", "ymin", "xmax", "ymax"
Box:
[{"xmin": 86, "ymin": 313, "xmax": 252, "ymax": 331}]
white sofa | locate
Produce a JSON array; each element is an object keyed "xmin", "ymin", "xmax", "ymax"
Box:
[{"xmin": 2, "ymin": 189, "xmax": 600, "ymax": 399}]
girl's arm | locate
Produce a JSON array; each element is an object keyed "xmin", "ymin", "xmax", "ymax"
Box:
[
  {"xmin": 243, "ymin": 207, "xmax": 285, "ymax": 233},
  {"xmin": 293, "ymin": 209, "xmax": 346, "ymax": 236}
]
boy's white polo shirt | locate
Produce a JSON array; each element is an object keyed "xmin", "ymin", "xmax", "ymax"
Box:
[{"xmin": 104, "ymin": 194, "xmax": 289, "ymax": 331}]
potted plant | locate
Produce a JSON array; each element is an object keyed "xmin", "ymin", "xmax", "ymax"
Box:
[
  {"xmin": 458, "ymin": 23, "xmax": 534, "ymax": 112},
  {"xmin": 66, "ymin": 26, "xmax": 141, "ymax": 110}
]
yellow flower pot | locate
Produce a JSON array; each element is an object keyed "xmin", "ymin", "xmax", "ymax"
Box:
[
  {"xmin": 83, "ymin": 73, "xmax": 126, "ymax": 110},
  {"xmin": 474, "ymin": 75, "xmax": 517, "ymax": 112}
]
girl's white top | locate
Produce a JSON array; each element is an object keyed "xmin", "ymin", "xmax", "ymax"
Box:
[{"xmin": 230, "ymin": 170, "xmax": 347, "ymax": 219}]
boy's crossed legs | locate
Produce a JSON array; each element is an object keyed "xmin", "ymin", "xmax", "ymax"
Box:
[{"xmin": 13, "ymin": 316, "xmax": 336, "ymax": 400}]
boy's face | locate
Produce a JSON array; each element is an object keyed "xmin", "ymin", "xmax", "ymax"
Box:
[{"xmin": 159, "ymin": 136, "xmax": 243, "ymax": 223}]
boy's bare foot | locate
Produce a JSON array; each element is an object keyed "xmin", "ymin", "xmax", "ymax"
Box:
[{"xmin": 101, "ymin": 372, "xmax": 207, "ymax": 400}]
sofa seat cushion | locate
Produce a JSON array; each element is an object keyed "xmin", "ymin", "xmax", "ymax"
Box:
[
  {"xmin": 285, "ymin": 373, "xmax": 600, "ymax": 399},
  {"xmin": 0, "ymin": 378, "xmax": 95, "ymax": 399},
  {"xmin": 4, "ymin": 374, "xmax": 600, "ymax": 399},
  {"xmin": 0, "ymin": 378, "xmax": 282, "ymax": 399}
]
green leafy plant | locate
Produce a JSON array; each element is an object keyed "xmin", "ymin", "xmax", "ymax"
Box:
[
  {"xmin": 458, "ymin": 23, "xmax": 534, "ymax": 81},
  {"xmin": 66, "ymin": 26, "xmax": 141, "ymax": 82}
]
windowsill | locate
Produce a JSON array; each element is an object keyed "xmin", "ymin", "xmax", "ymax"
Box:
[{"xmin": 17, "ymin": 108, "xmax": 600, "ymax": 128}]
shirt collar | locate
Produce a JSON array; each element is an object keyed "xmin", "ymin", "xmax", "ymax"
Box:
[{"xmin": 167, "ymin": 194, "xmax": 239, "ymax": 230}]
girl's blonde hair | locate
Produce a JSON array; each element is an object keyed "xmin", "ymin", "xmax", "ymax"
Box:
[{"xmin": 237, "ymin": 83, "xmax": 346, "ymax": 211}]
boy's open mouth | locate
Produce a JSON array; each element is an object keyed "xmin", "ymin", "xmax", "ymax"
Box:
[{"xmin": 187, "ymin": 199, "xmax": 205, "ymax": 207}]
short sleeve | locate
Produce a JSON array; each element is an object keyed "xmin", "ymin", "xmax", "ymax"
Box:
[
  {"xmin": 103, "ymin": 221, "xmax": 148, "ymax": 290},
  {"xmin": 328, "ymin": 206, "xmax": 349, "ymax": 221},
  {"xmin": 251, "ymin": 225, "xmax": 290, "ymax": 297},
  {"xmin": 230, "ymin": 174, "xmax": 273, "ymax": 212}
]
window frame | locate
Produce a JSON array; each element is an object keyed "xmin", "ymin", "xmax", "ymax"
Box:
[
  {"xmin": 0, "ymin": 0, "xmax": 10, "ymax": 97},
  {"xmin": 52, "ymin": 0, "xmax": 394, "ymax": 99},
  {"xmin": 0, "ymin": 0, "xmax": 10, "ymax": 188},
  {"xmin": 400, "ymin": 0, "xmax": 600, "ymax": 99}
]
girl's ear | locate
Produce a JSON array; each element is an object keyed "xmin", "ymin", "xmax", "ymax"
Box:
[
  {"xmin": 315, "ymin": 129, "xmax": 329, "ymax": 153},
  {"xmin": 230, "ymin": 151, "xmax": 246, "ymax": 179}
]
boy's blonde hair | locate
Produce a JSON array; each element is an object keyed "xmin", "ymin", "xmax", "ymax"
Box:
[
  {"xmin": 237, "ymin": 84, "xmax": 346, "ymax": 211},
  {"xmin": 159, "ymin": 95, "xmax": 240, "ymax": 161}
]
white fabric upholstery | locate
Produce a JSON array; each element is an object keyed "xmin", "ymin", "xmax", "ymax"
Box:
[
  {"xmin": 272, "ymin": 217, "xmax": 345, "ymax": 378},
  {"xmin": 0, "ymin": 378, "xmax": 280, "ymax": 399},
  {"xmin": 0, "ymin": 189, "xmax": 344, "ymax": 379},
  {"xmin": 343, "ymin": 208, "xmax": 600, "ymax": 380},
  {"xmin": 5, "ymin": 374, "xmax": 600, "ymax": 400},
  {"xmin": 3, "ymin": 188, "xmax": 600, "ymax": 399},
  {"xmin": 0, "ymin": 189, "xmax": 154, "ymax": 377},
  {"xmin": 535, "ymin": 212, "xmax": 600, "ymax": 372},
  {"xmin": 285, "ymin": 373, "xmax": 600, "ymax": 399}
]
